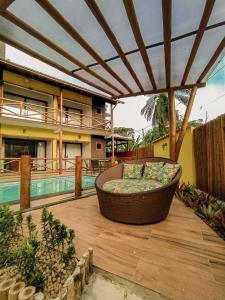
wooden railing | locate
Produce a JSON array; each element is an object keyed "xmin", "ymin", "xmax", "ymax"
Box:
[
  {"xmin": 0, "ymin": 97, "xmax": 111, "ymax": 131},
  {"xmin": 0, "ymin": 157, "xmax": 21, "ymax": 176},
  {"xmin": 0, "ymin": 156, "xmax": 113, "ymax": 209}
]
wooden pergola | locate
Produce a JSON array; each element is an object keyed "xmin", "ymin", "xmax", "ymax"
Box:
[{"xmin": 0, "ymin": 0, "xmax": 224, "ymax": 161}]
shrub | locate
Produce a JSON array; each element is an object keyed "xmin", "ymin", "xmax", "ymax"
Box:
[
  {"xmin": 0, "ymin": 206, "xmax": 77, "ymax": 297},
  {"xmin": 176, "ymin": 183, "xmax": 216, "ymax": 208},
  {"xmin": 177, "ymin": 184, "xmax": 225, "ymax": 241}
]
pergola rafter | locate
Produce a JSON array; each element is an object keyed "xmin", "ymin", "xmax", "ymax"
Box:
[
  {"xmin": 115, "ymin": 82, "xmax": 206, "ymax": 99},
  {"xmin": 1, "ymin": 10, "xmax": 122, "ymax": 95},
  {"xmin": 0, "ymin": 33, "xmax": 115, "ymax": 96},
  {"xmin": 123, "ymin": 0, "xmax": 157, "ymax": 90},
  {"xmin": 0, "ymin": 0, "xmax": 224, "ymax": 161},
  {"xmin": 197, "ymin": 37, "xmax": 225, "ymax": 83},
  {"xmin": 181, "ymin": 0, "xmax": 215, "ymax": 85},
  {"xmin": 0, "ymin": 0, "xmax": 14, "ymax": 10},
  {"xmin": 35, "ymin": 0, "xmax": 133, "ymax": 94},
  {"xmin": 162, "ymin": 0, "xmax": 172, "ymax": 88},
  {"xmin": 84, "ymin": 0, "xmax": 144, "ymax": 92}
]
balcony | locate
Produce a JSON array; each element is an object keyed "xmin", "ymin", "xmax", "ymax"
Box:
[{"xmin": 0, "ymin": 97, "xmax": 111, "ymax": 134}]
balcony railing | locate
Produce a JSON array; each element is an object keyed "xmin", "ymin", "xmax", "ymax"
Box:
[{"xmin": 0, "ymin": 97, "xmax": 111, "ymax": 131}]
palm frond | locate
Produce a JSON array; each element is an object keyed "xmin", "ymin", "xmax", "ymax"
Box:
[
  {"xmin": 140, "ymin": 95, "xmax": 157, "ymax": 121},
  {"xmin": 175, "ymin": 89, "xmax": 191, "ymax": 106}
]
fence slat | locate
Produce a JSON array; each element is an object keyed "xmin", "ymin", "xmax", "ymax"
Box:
[{"xmin": 194, "ymin": 114, "xmax": 225, "ymax": 200}]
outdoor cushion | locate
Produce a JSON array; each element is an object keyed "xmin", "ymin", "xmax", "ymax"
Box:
[
  {"xmin": 143, "ymin": 162, "xmax": 164, "ymax": 180},
  {"xmin": 156, "ymin": 163, "xmax": 180, "ymax": 184},
  {"xmin": 102, "ymin": 179, "xmax": 163, "ymax": 194},
  {"xmin": 123, "ymin": 163, "xmax": 143, "ymax": 179}
]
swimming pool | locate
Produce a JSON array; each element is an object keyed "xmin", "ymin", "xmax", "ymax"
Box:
[{"xmin": 0, "ymin": 176, "xmax": 96, "ymax": 203}]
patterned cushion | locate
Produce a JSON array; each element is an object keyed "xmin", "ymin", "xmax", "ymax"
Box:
[
  {"xmin": 156, "ymin": 163, "xmax": 180, "ymax": 184},
  {"xmin": 143, "ymin": 162, "xmax": 164, "ymax": 180},
  {"xmin": 123, "ymin": 163, "xmax": 143, "ymax": 179},
  {"xmin": 102, "ymin": 179, "xmax": 163, "ymax": 194}
]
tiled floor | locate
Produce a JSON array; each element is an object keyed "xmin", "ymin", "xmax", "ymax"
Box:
[{"xmin": 20, "ymin": 195, "xmax": 225, "ymax": 300}]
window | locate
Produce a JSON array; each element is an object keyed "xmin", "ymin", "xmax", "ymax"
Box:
[
  {"xmin": 63, "ymin": 106, "xmax": 82, "ymax": 127},
  {"xmin": 96, "ymin": 108, "xmax": 102, "ymax": 115},
  {"xmin": 96, "ymin": 142, "xmax": 103, "ymax": 150}
]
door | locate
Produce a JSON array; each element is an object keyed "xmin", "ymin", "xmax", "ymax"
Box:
[{"xmin": 60, "ymin": 143, "xmax": 82, "ymax": 170}]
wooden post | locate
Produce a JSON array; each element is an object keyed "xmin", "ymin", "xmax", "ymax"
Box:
[
  {"xmin": 73, "ymin": 267, "xmax": 81, "ymax": 299},
  {"xmin": 8, "ymin": 281, "xmax": 26, "ymax": 300},
  {"xmin": 20, "ymin": 155, "xmax": 31, "ymax": 210},
  {"xmin": 110, "ymin": 156, "xmax": 116, "ymax": 167},
  {"xmin": 0, "ymin": 68, "xmax": 3, "ymax": 117},
  {"xmin": 168, "ymin": 88, "xmax": 176, "ymax": 161},
  {"xmin": 82, "ymin": 251, "xmax": 90, "ymax": 284},
  {"xmin": 0, "ymin": 279, "xmax": 15, "ymax": 300},
  {"xmin": 88, "ymin": 248, "xmax": 94, "ymax": 273},
  {"xmin": 77, "ymin": 258, "xmax": 85, "ymax": 292},
  {"xmin": 175, "ymin": 86, "xmax": 197, "ymax": 160},
  {"xmin": 75, "ymin": 156, "xmax": 82, "ymax": 197},
  {"xmin": 59, "ymin": 89, "xmax": 63, "ymax": 175},
  {"xmin": 111, "ymin": 104, "xmax": 115, "ymax": 158},
  {"xmin": 18, "ymin": 286, "xmax": 36, "ymax": 300},
  {"xmin": 63, "ymin": 276, "xmax": 74, "ymax": 300}
]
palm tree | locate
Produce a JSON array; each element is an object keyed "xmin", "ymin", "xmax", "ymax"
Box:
[{"xmin": 140, "ymin": 90, "xmax": 190, "ymax": 130}]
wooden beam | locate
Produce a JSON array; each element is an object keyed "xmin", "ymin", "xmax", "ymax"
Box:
[
  {"xmin": 59, "ymin": 89, "xmax": 63, "ymax": 175},
  {"xmin": 75, "ymin": 156, "xmax": 82, "ymax": 197},
  {"xmin": 20, "ymin": 155, "xmax": 31, "ymax": 210},
  {"xmin": 1, "ymin": 11, "xmax": 122, "ymax": 95},
  {"xmin": 123, "ymin": 0, "xmax": 156, "ymax": 89},
  {"xmin": 175, "ymin": 86, "xmax": 197, "ymax": 160},
  {"xmin": 162, "ymin": 0, "xmax": 172, "ymax": 88},
  {"xmin": 0, "ymin": 33, "xmax": 114, "ymax": 96},
  {"xmin": 0, "ymin": 0, "xmax": 14, "ymax": 11},
  {"xmin": 181, "ymin": 0, "xmax": 215, "ymax": 85},
  {"xmin": 116, "ymin": 82, "xmax": 205, "ymax": 99},
  {"xmin": 85, "ymin": 0, "xmax": 144, "ymax": 92},
  {"xmin": 197, "ymin": 37, "xmax": 225, "ymax": 83},
  {"xmin": 111, "ymin": 103, "xmax": 115, "ymax": 158},
  {"xmin": 35, "ymin": 0, "xmax": 133, "ymax": 93},
  {"xmin": 168, "ymin": 88, "xmax": 176, "ymax": 161}
]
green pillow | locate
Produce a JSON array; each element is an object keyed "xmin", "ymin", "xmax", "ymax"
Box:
[
  {"xmin": 123, "ymin": 163, "xmax": 143, "ymax": 179},
  {"xmin": 143, "ymin": 162, "xmax": 164, "ymax": 180},
  {"xmin": 156, "ymin": 163, "xmax": 180, "ymax": 184}
]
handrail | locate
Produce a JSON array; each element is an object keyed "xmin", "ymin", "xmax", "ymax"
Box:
[{"xmin": 0, "ymin": 97, "xmax": 111, "ymax": 131}]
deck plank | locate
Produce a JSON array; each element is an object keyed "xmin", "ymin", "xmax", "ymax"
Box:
[{"xmin": 23, "ymin": 195, "xmax": 225, "ymax": 300}]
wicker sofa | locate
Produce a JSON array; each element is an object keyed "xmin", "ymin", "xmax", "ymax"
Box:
[{"xmin": 95, "ymin": 157, "xmax": 182, "ymax": 225}]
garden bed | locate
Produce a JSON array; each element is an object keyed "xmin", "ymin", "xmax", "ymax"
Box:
[
  {"xmin": 176, "ymin": 184, "xmax": 225, "ymax": 241},
  {"xmin": 0, "ymin": 206, "xmax": 93, "ymax": 299}
]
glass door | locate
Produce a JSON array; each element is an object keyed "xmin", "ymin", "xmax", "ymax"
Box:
[{"xmin": 64, "ymin": 143, "xmax": 81, "ymax": 170}]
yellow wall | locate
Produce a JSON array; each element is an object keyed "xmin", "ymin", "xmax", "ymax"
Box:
[
  {"xmin": 3, "ymin": 71, "xmax": 92, "ymax": 105},
  {"xmin": 153, "ymin": 127, "xmax": 196, "ymax": 185},
  {"xmin": 0, "ymin": 124, "xmax": 91, "ymax": 143}
]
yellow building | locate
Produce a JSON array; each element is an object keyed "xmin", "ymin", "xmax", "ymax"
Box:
[
  {"xmin": 0, "ymin": 59, "xmax": 115, "ymax": 171},
  {"xmin": 153, "ymin": 127, "xmax": 196, "ymax": 185}
]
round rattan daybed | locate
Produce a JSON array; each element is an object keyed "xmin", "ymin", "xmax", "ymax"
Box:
[{"xmin": 95, "ymin": 157, "xmax": 182, "ymax": 225}]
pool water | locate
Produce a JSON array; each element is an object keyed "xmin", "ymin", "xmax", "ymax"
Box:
[{"xmin": 0, "ymin": 176, "xmax": 96, "ymax": 203}]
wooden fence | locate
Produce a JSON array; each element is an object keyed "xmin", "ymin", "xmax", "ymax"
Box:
[
  {"xmin": 115, "ymin": 145, "xmax": 154, "ymax": 162},
  {"xmin": 194, "ymin": 114, "xmax": 225, "ymax": 200},
  {"xmin": 136, "ymin": 145, "xmax": 154, "ymax": 158}
]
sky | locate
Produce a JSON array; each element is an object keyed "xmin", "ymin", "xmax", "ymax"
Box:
[{"xmin": 5, "ymin": 45, "xmax": 225, "ymax": 136}]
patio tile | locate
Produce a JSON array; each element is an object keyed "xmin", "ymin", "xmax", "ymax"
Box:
[{"xmin": 22, "ymin": 195, "xmax": 225, "ymax": 300}]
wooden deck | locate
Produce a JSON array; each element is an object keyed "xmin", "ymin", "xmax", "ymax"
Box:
[{"xmin": 27, "ymin": 195, "xmax": 225, "ymax": 300}]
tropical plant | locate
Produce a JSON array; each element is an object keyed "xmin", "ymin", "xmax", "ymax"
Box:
[
  {"xmin": 10, "ymin": 236, "xmax": 44, "ymax": 290},
  {"xmin": 142, "ymin": 126, "xmax": 168, "ymax": 145},
  {"xmin": 141, "ymin": 90, "xmax": 191, "ymax": 130},
  {"xmin": 0, "ymin": 206, "xmax": 78, "ymax": 297},
  {"xmin": 114, "ymin": 127, "xmax": 135, "ymax": 139},
  {"xmin": 176, "ymin": 183, "xmax": 217, "ymax": 209},
  {"xmin": 195, "ymin": 201, "xmax": 225, "ymax": 221},
  {"xmin": 0, "ymin": 206, "xmax": 16, "ymax": 267}
]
